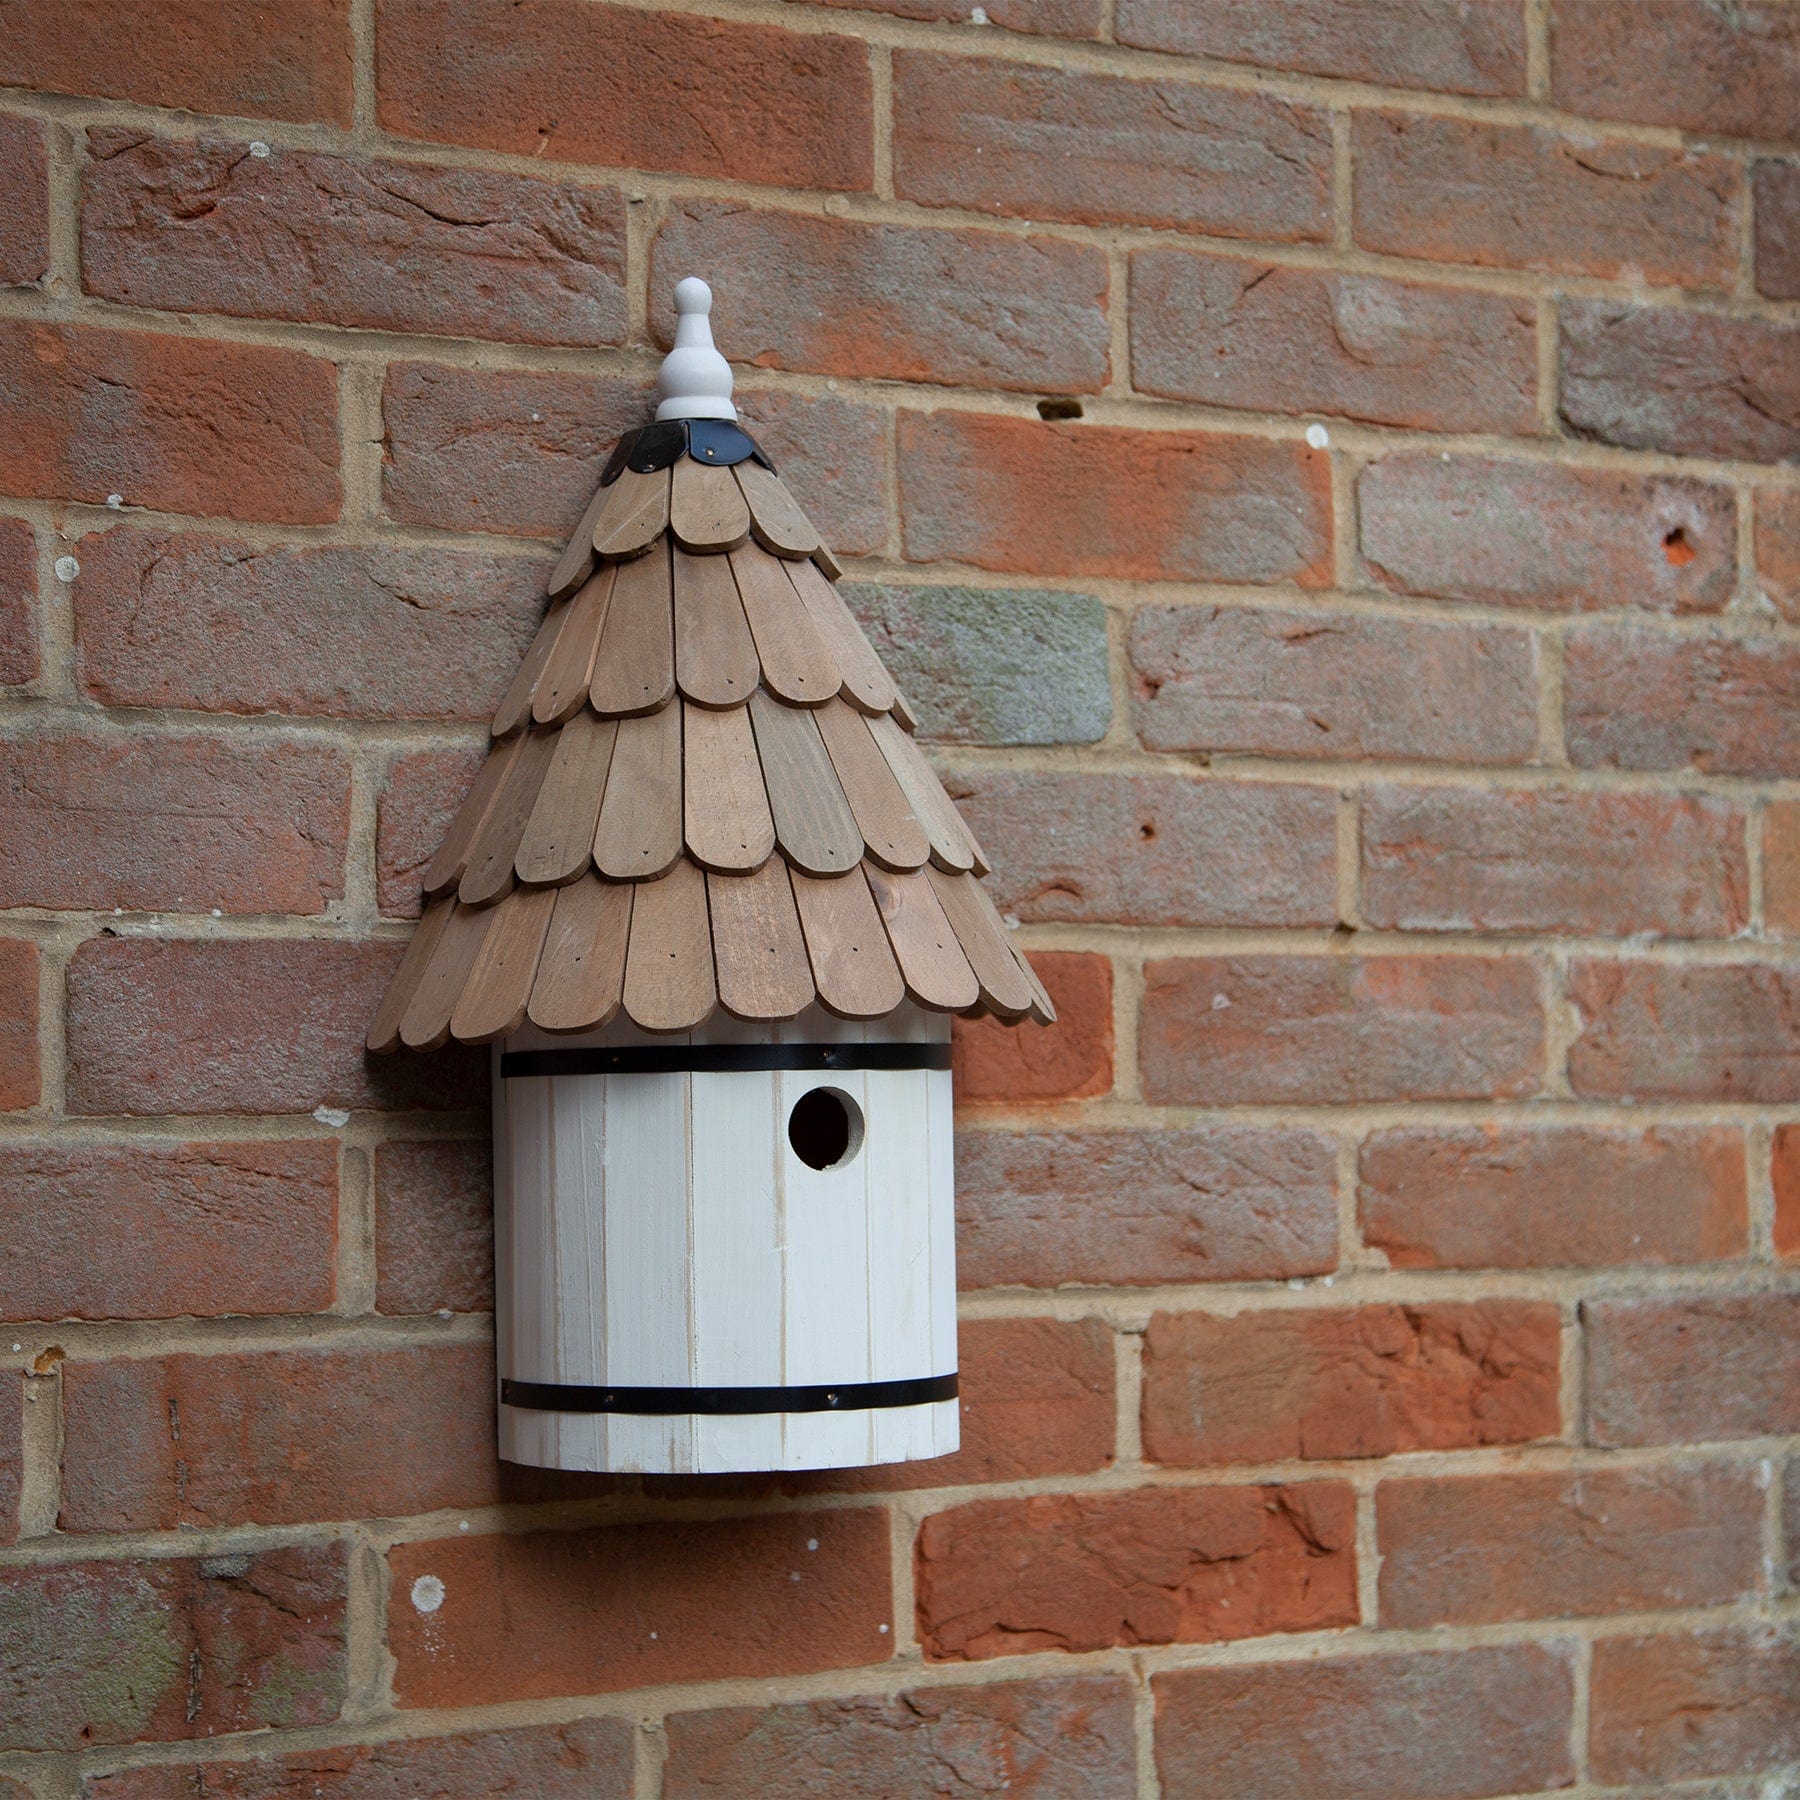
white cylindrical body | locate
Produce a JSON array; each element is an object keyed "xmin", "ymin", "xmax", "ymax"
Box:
[{"xmin": 493, "ymin": 1004, "xmax": 959, "ymax": 1474}]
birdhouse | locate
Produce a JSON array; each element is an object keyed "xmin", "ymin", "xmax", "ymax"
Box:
[{"xmin": 368, "ymin": 278, "xmax": 1053, "ymax": 1476}]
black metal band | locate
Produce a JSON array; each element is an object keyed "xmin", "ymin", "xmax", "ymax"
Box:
[
  {"xmin": 501, "ymin": 1372, "xmax": 958, "ymax": 1415},
  {"xmin": 500, "ymin": 1042, "xmax": 952, "ymax": 1079}
]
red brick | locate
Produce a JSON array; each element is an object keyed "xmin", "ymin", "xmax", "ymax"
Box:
[
  {"xmin": 378, "ymin": 0, "xmax": 871, "ymax": 191},
  {"xmin": 76, "ymin": 531, "xmax": 544, "ymax": 724},
  {"xmin": 1131, "ymin": 253, "xmax": 1535, "ymax": 436},
  {"xmin": 957, "ymin": 1126, "xmax": 1339, "ymax": 1289},
  {"xmin": 1360, "ymin": 454, "xmax": 1737, "ymax": 615},
  {"xmin": 83, "ymin": 133, "xmax": 626, "ymax": 348},
  {"xmin": 374, "ymin": 1139, "xmax": 492, "ymax": 1314},
  {"xmin": 1378, "ymin": 1464, "xmax": 1764, "ymax": 1627},
  {"xmin": 387, "ymin": 1510, "xmax": 892, "ymax": 1707},
  {"xmin": 653, "ymin": 205, "xmax": 1108, "ymax": 397},
  {"xmin": 664, "ymin": 1678, "xmax": 1135, "ymax": 1800},
  {"xmin": 1, "ymin": 1141, "xmax": 336, "ymax": 1323},
  {"xmin": 1355, "ymin": 111, "xmax": 1738, "ymax": 286},
  {"xmin": 1584, "ymin": 1294, "xmax": 1800, "ymax": 1446},
  {"xmin": 1141, "ymin": 956, "xmax": 1544, "ymax": 1106},
  {"xmin": 1590, "ymin": 1626, "xmax": 1800, "ymax": 1785},
  {"xmin": 0, "ymin": 938, "xmax": 38, "ymax": 1112},
  {"xmin": 84, "ymin": 1721, "xmax": 635, "ymax": 1800},
  {"xmin": 894, "ymin": 54, "xmax": 1330, "ymax": 241},
  {"xmin": 1361, "ymin": 1125, "xmax": 1747, "ymax": 1270},
  {"xmin": 1756, "ymin": 160, "xmax": 1800, "ymax": 299},
  {"xmin": 953, "ymin": 951, "xmax": 1113, "ymax": 1103},
  {"xmin": 1775, "ymin": 1124, "xmax": 1800, "ymax": 1257},
  {"xmin": 0, "ymin": 728, "xmax": 348, "ymax": 914},
  {"xmin": 0, "ymin": 113, "xmax": 49, "ymax": 288},
  {"xmin": 1360, "ymin": 786, "xmax": 1747, "ymax": 936},
  {"xmin": 61, "ymin": 1342, "xmax": 498, "ymax": 1532},
  {"xmin": 916, "ymin": 1483, "xmax": 1356, "ymax": 1660},
  {"xmin": 1757, "ymin": 486, "xmax": 1800, "ymax": 621},
  {"xmin": 1552, "ymin": 0, "xmax": 1800, "ymax": 139},
  {"xmin": 948, "ymin": 771, "xmax": 1338, "ymax": 926},
  {"xmin": 1117, "ymin": 0, "xmax": 1526, "ymax": 95},
  {"xmin": 1560, "ymin": 302, "xmax": 1800, "ymax": 463},
  {"xmin": 65, "ymin": 937, "xmax": 486, "ymax": 1116},
  {"xmin": 0, "ymin": 1545, "xmax": 346, "ymax": 1750},
  {"xmin": 1568, "ymin": 959, "xmax": 1800, "ymax": 1102},
  {"xmin": 1566, "ymin": 627, "xmax": 1800, "ymax": 776},
  {"xmin": 899, "ymin": 413, "xmax": 1332, "ymax": 586},
  {"xmin": 1155, "ymin": 1647, "xmax": 1573, "ymax": 1800},
  {"xmin": 377, "ymin": 744, "xmax": 485, "ymax": 919},
  {"xmin": 730, "ymin": 391, "xmax": 890, "ymax": 561},
  {"xmin": 0, "ymin": 320, "xmax": 339, "ymax": 523},
  {"xmin": 1142, "ymin": 1302, "xmax": 1561, "ymax": 1467},
  {"xmin": 819, "ymin": 0, "xmax": 1100, "ymax": 37},
  {"xmin": 0, "ymin": 0, "xmax": 351, "ymax": 123},
  {"xmin": 0, "ymin": 1376, "xmax": 19, "ymax": 1547},
  {"xmin": 0, "ymin": 516, "xmax": 38, "ymax": 686},
  {"xmin": 1131, "ymin": 606, "xmax": 1537, "ymax": 765}
]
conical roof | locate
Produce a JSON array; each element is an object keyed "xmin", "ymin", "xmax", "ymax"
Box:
[{"xmin": 370, "ymin": 293, "xmax": 1052, "ymax": 1050}]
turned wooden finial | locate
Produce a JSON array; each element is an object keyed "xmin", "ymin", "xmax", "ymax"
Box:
[{"xmin": 655, "ymin": 276, "xmax": 737, "ymax": 423}]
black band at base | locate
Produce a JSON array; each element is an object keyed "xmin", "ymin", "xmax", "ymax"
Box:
[
  {"xmin": 501, "ymin": 1373, "xmax": 958, "ymax": 1415},
  {"xmin": 501, "ymin": 1042, "xmax": 951, "ymax": 1079}
]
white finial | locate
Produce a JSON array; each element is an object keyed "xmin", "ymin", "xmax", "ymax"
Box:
[{"xmin": 655, "ymin": 277, "xmax": 736, "ymax": 422}]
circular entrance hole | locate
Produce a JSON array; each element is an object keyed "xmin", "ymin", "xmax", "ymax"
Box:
[{"xmin": 787, "ymin": 1086, "xmax": 865, "ymax": 1171}]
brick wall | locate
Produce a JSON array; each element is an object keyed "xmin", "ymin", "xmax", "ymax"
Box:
[{"xmin": 1, "ymin": 1, "xmax": 1796, "ymax": 1795}]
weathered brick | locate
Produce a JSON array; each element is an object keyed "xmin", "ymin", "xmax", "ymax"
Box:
[
  {"xmin": 1131, "ymin": 606, "xmax": 1537, "ymax": 765},
  {"xmin": 83, "ymin": 133, "xmax": 626, "ymax": 347},
  {"xmin": 0, "ymin": 320, "xmax": 339, "ymax": 523},
  {"xmin": 899, "ymin": 413, "xmax": 1332, "ymax": 586},
  {"xmin": 0, "ymin": 0, "xmax": 352, "ymax": 123},
  {"xmin": 1566, "ymin": 628, "xmax": 1800, "ymax": 776},
  {"xmin": 1360, "ymin": 1126, "xmax": 1747, "ymax": 1270},
  {"xmin": 1359, "ymin": 455, "xmax": 1738, "ymax": 615},
  {"xmin": 0, "ymin": 1378, "xmax": 19, "ymax": 1547},
  {"xmin": 1585, "ymin": 1294, "xmax": 1800, "ymax": 1446},
  {"xmin": 1560, "ymin": 302, "xmax": 1800, "ymax": 463},
  {"xmin": 957, "ymin": 1126, "xmax": 1340, "ymax": 1289},
  {"xmin": 653, "ymin": 205, "xmax": 1109, "ymax": 396},
  {"xmin": 731, "ymin": 390, "xmax": 890, "ymax": 560},
  {"xmin": 1141, "ymin": 956, "xmax": 1544, "ymax": 1106},
  {"xmin": 1117, "ymin": 0, "xmax": 1526, "ymax": 95},
  {"xmin": 387, "ymin": 1511, "xmax": 892, "ymax": 1707},
  {"xmin": 374, "ymin": 1139, "xmax": 492, "ymax": 1314},
  {"xmin": 1360, "ymin": 786, "xmax": 1747, "ymax": 936},
  {"xmin": 1758, "ymin": 486, "xmax": 1800, "ymax": 620},
  {"xmin": 1355, "ymin": 111, "xmax": 1738, "ymax": 286},
  {"xmin": 819, "ymin": 0, "xmax": 1101, "ymax": 37},
  {"xmin": 1568, "ymin": 960, "xmax": 1800, "ymax": 1102},
  {"xmin": 1756, "ymin": 161, "xmax": 1800, "ymax": 300},
  {"xmin": 77, "ymin": 531, "xmax": 544, "ymax": 724},
  {"xmin": 916, "ymin": 1483, "xmax": 1356, "ymax": 1660},
  {"xmin": 664, "ymin": 1678, "xmax": 1135, "ymax": 1800},
  {"xmin": 948, "ymin": 771, "xmax": 1337, "ymax": 928},
  {"xmin": 1775, "ymin": 1124, "xmax": 1800, "ymax": 1258},
  {"xmin": 382, "ymin": 362, "xmax": 646, "ymax": 540},
  {"xmin": 893, "ymin": 53, "xmax": 1331, "ymax": 241},
  {"xmin": 1153, "ymin": 1646, "xmax": 1575, "ymax": 1800},
  {"xmin": 0, "ymin": 728, "xmax": 348, "ymax": 914},
  {"xmin": 0, "ymin": 516, "xmax": 35, "ymax": 687},
  {"xmin": 84, "ymin": 1721, "xmax": 635, "ymax": 1800},
  {"xmin": 1130, "ymin": 253, "xmax": 1536, "ymax": 436},
  {"xmin": 1591, "ymin": 1627, "xmax": 1800, "ymax": 1785},
  {"xmin": 842, "ymin": 583, "xmax": 1110, "ymax": 746},
  {"xmin": 0, "ymin": 938, "xmax": 38, "ymax": 1112},
  {"xmin": 1378, "ymin": 1464, "xmax": 1765, "ymax": 1626},
  {"xmin": 61, "ymin": 1342, "xmax": 499, "ymax": 1531},
  {"xmin": 65, "ymin": 937, "xmax": 486, "ymax": 1116},
  {"xmin": 952, "ymin": 951, "xmax": 1113, "ymax": 1104},
  {"xmin": 1142, "ymin": 1303, "xmax": 1561, "ymax": 1466},
  {"xmin": 377, "ymin": 744, "xmax": 485, "ymax": 919},
  {"xmin": 0, "ymin": 1545, "xmax": 346, "ymax": 1750},
  {"xmin": 1551, "ymin": 0, "xmax": 1800, "ymax": 140},
  {"xmin": 378, "ymin": 0, "xmax": 871, "ymax": 190},
  {"xmin": 3, "ymin": 1141, "xmax": 336, "ymax": 1323},
  {"xmin": 0, "ymin": 113, "xmax": 49, "ymax": 288}
]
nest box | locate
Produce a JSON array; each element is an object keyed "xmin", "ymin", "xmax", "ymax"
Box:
[{"xmin": 369, "ymin": 278, "xmax": 1053, "ymax": 1476}]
